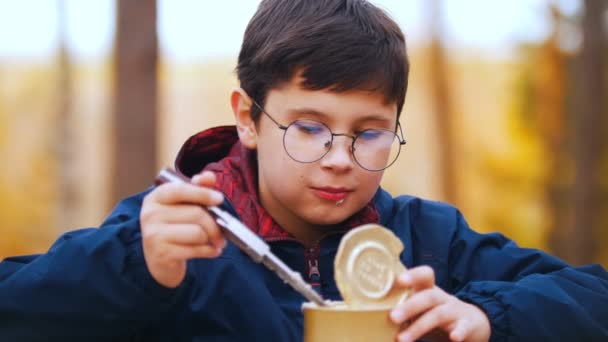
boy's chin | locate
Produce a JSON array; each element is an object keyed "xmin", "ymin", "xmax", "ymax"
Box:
[{"xmin": 303, "ymin": 210, "xmax": 355, "ymax": 226}]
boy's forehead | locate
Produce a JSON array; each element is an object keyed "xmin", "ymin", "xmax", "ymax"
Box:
[
  {"xmin": 265, "ymin": 78, "xmax": 398, "ymax": 125},
  {"xmin": 272, "ymin": 73, "xmax": 399, "ymax": 110}
]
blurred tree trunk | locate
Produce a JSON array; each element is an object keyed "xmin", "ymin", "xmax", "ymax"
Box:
[
  {"xmin": 567, "ymin": 0, "xmax": 605, "ymax": 264},
  {"xmin": 112, "ymin": 0, "xmax": 158, "ymax": 206},
  {"xmin": 55, "ymin": 0, "xmax": 79, "ymax": 231},
  {"xmin": 599, "ymin": 7, "xmax": 608, "ymax": 267},
  {"xmin": 540, "ymin": 5, "xmax": 570, "ymax": 262},
  {"xmin": 428, "ymin": 0, "xmax": 457, "ymax": 204}
]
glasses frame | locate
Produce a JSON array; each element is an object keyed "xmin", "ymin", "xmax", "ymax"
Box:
[{"xmin": 251, "ymin": 99, "xmax": 407, "ymax": 171}]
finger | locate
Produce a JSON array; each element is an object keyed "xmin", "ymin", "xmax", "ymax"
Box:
[
  {"xmin": 200, "ymin": 211, "xmax": 227, "ymax": 249},
  {"xmin": 151, "ymin": 182, "xmax": 224, "ymax": 206},
  {"xmin": 146, "ymin": 204, "xmax": 209, "ymax": 224},
  {"xmin": 396, "ymin": 265, "xmax": 435, "ymax": 291},
  {"xmin": 192, "ymin": 171, "xmax": 217, "ymax": 188},
  {"xmin": 167, "ymin": 243, "xmax": 223, "ymax": 260},
  {"xmin": 449, "ymin": 321, "xmax": 469, "ymax": 342},
  {"xmin": 160, "ymin": 224, "xmax": 210, "ymax": 245},
  {"xmin": 397, "ymin": 303, "xmax": 454, "ymax": 342},
  {"xmin": 390, "ymin": 287, "xmax": 446, "ymax": 324},
  {"xmin": 156, "ymin": 205, "xmax": 226, "ymax": 249}
]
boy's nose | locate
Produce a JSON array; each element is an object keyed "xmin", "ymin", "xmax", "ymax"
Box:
[{"xmin": 319, "ymin": 136, "xmax": 354, "ymax": 172}]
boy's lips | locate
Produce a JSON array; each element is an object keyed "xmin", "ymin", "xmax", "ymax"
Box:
[{"xmin": 311, "ymin": 187, "xmax": 352, "ymax": 201}]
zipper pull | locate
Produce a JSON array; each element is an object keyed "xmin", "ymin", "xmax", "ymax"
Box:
[
  {"xmin": 308, "ymin": 259, "xmax": 320, "ymax": 280},
  {"xmin": 306, "ymin": 245, "xmax": 322, "ymax": 293}
]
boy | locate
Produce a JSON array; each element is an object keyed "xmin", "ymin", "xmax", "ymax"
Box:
[{"xmin": 1, "ymin": 0, "xmax": 607, "ymax": 341}]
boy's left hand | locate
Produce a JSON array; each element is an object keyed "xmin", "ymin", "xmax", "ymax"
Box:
[{"xmin": 390, "ymin": 266, "xmax": 491, "ymax": 342}]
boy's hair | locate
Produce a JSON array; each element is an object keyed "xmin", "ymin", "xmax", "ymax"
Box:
[{"xmin": 237, "ymin": 0, "xmax": 409, "ymax": 122}]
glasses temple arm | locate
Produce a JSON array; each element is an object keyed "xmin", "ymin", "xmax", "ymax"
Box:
[
  {"xmin": 397, "ymin": 122, "xmax": 407, "ymax": 145},
  {"xmin": 251, "ymin": 99, "xmax": 288, "ymax": 130}
]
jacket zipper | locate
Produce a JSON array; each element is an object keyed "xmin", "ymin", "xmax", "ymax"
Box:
[
  {"xmin": 267, "ymin": 231, "xmax": 348, "ymax": 296},
  {"xmin": 305, "ymin": 244, "xmax": 322, "ymax": 294}
]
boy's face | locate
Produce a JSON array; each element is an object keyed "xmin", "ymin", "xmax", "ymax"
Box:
[{"xmin": 234, "ymin": 77, "xmax": 398, "ymax": 233}]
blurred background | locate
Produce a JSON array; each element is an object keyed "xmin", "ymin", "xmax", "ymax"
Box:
[{"xmin": 0, "ymin": 0, "xmax": 606, "ymax": 267}]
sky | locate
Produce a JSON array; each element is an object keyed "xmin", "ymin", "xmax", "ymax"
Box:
[{"xmin": 0, "ymin": 0, "xmax": 583, "ymax": 63}]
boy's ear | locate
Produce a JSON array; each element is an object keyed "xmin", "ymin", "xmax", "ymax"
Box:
[{"xmin": 230, "ymin": 88, "xmax": 258, "ymax": 149}]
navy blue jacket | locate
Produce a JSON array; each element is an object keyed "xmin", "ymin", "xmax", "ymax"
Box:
[{"xmin": 1, "ymin": 130, "xmax": 607, "ymax": 341}]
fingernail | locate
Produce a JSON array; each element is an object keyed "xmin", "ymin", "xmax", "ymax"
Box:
[
  {"xmin": 398, "ymin": 332, "xmax": 412, "ymax": 342},
  {"xmin": 399, "ymin": 273, "xmax": 412, "ymax": 285},
  {"xmin": 390, "ymin": 308, "xmax": 405, "ymax": 322},
  {"xmin": 211, "ymin": 191, "xmax": 224, "ymax": 203}
]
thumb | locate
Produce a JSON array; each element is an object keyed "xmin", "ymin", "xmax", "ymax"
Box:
[
  {"xmin": 396, "ymin": 266, "xmax": 435, "ymax": 292},
  {"xmin": 192, "ymin": 170, "xmax": 217, "ymax": 188}
]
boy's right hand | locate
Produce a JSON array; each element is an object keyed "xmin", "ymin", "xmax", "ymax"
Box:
[{"xmin": 140, "ymin": 171, "xmax": 226, "ymax": 288}]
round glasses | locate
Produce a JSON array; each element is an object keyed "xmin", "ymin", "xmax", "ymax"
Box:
[{"xmin": 253, "ymin": 100, "xmax": 407, "ymax": 171}]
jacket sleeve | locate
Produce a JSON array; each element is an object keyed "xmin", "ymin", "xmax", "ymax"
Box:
[
  {"xmin": 0, "ymin": 191, "xmax": 193, "ymax": 340},
  {"xmin": 448, "ymin": 212, "xmax": 608, "ymax": 341}
]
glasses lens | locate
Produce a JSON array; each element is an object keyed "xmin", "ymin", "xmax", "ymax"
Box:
[
  {"xmin": 353, "ymin": 129, "xmax": 401, "ymax": 171},
  {"xmin": 283, "ymin": 120, "xmax": 332, "ymax": 163}
]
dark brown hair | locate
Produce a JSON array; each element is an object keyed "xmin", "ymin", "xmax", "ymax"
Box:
[{"xmin": 236, "ymin": 0, "xmax": 409, "ymax": 121}]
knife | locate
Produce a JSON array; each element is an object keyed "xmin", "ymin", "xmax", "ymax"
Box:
[{"xmin": 155, "ymin": 167, "xmax": 327, "ymax": 306}]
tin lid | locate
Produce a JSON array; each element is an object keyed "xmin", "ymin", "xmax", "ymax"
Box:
[{"xmin": 334, "ymin": 224, "xmax": 409, "ymax": 309}]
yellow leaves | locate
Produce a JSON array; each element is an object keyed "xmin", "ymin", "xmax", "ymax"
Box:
[{"xmin": 0, "ymin": 65, "xmax": 58, "ymax": 259}]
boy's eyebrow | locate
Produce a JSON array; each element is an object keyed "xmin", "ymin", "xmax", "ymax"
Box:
[
  {"xmin": 286, "ymin": 107, "xmax": 329, "ymax": 119},
  {"xmin": 286, "ymin": 107, "xmax": 394, "ymax": 125}
]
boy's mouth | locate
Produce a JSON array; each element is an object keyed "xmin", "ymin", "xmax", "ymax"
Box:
[{"xmin": 311, "ymin": 187, "xmax": 352, "ymax": 202}]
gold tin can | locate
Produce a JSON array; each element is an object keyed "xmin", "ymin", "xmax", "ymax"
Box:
[
  {"xmin": 302, "ymin": 224, "xmax": 409, "ymax": 341},
  {"xmin": 302, "ymin": 302, "xmax": 399, "ymax": 342}
]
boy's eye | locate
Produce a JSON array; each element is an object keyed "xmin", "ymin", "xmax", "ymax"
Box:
[
  {"xmin": 292, "ymin": 120, "xmax": 326, "ymax": 135},
  {"xmin": 357, "ymin": 129, "xmax": 384, "ymax": 141}
]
